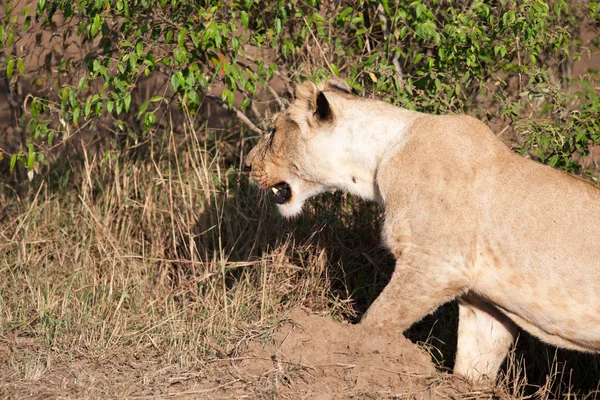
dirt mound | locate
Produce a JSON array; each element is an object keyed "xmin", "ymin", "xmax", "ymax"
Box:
[{"xmin": 220, "ymin": 308, "xmax": 470, "ymax": 399}]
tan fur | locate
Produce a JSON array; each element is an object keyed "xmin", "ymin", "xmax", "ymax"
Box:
[{"xmin": 245, "ymin": 78, "xmax": 600, "ymax": 382}]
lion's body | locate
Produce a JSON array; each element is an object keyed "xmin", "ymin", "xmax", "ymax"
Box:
[{"xmin": 245, "ymin": 78, "xmax": 600, "ymax": 381}]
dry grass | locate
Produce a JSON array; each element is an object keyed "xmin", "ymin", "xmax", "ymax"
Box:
[
  {"xmin": 0, "ymin": 110, "xmax": 389, "ymax": 397},
  {"xmin": 1, "ymin": 109, "xmax": 600, "ymax": 398}
]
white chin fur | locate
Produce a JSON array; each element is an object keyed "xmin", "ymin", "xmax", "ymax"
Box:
[
  {"xmin": 277, "ymin": 200, "xmax": 304, "ymax": 219},
  {"xmin": 275, "ymin": 181, "xmax": 324, "ymax": 219}
]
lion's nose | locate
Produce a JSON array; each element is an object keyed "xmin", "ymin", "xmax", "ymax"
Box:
[{"xmin": 243, "ymin": 158, "xmax": 252, "ymax": 171}]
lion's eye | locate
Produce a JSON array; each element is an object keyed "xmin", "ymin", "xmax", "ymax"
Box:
[{"xmin": 267, "ymin": 128, "xmax": 276, "ymax": 147}]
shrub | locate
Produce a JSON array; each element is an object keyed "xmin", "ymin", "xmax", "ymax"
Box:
[{"xmin": 0, "ymin": 0, "xmax": 598, "ymax": 178}]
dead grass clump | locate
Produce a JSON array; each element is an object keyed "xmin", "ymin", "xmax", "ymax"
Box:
[{"xmin": 0, "ymin": 112, "xmax": 393, "ymax": 396}]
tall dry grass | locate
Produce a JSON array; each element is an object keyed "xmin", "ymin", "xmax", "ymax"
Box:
[{"xmin": 0, "ymin": 108, "xmax": 392, "ymax": 395}]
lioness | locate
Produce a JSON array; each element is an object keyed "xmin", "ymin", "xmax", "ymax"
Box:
[{"xmin": 244, "ymin": 78, "xmax": 600, "ymax": 382}]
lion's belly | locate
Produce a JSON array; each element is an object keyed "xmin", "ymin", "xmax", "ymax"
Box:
[{"xmin": 473, "ymin": 256, "xmax": 600, "ymax": 353}]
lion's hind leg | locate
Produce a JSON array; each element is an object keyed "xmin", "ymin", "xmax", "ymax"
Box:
[{"xmin": 454, "ymin": 295, "xmax": 518, "ymax": 382}]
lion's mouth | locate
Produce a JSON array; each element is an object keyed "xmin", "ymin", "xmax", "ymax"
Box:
[{"xmin": 271, "ymin": 182, "xmax": 292, "ymax": 204}]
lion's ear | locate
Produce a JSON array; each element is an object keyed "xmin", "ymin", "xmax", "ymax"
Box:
[
  {"xmin": 295, "ymin": 80, "xmax": 332, "ymax": 122},
  {"xmin": 295, "ymin": 80, "xmax": 318, "ymax": 109},
  {"xmin": 315, "ymin": 91, "xmax": 332, "ymax": 121}
]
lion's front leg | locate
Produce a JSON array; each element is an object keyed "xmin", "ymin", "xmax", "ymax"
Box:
[{"xmin": 361, "ymin": 257, "xmax": 469, "ymax": 331}]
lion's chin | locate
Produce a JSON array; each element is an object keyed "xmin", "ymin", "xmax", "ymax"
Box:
[
  {"xmin": 277, "ymin": 200, "xmax": 304, "ymax": 219},
  {"xmin": 274, "ymin": 181, "xmax": 325, "ymax": 219}
]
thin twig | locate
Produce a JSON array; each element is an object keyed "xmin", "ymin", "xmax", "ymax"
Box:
[
  {"xmin": 274, "ymin": 70, "xmax": 294, "ymax": 97},
  {"xmin": 266, "ymin": 82, "xmax": 286, "ymax": 110},
  {"xmin": 302, "ymin": 16, "xmax": 336, "ymax": 77},
  {"xmin": 205, "ymin": 93, "xmax": 263, "ymax": 135},
  {"xmin": 377, "ymin": 3, "xmax": 405, "ymax": 89}
]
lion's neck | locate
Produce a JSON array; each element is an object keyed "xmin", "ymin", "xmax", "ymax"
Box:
[{"xmin": 323, "ymin": 103, "xmax": 421, "ymax": 205}]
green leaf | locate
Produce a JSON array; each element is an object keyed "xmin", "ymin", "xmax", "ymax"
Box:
[
  {"xmin": 381, "ymin": 0, "xmax": 390, "ymax": 16},
  {"xmin": 178, "ymin": 28, "xmax": 187, "ymax": 48},
  {"xmin": 10, "ymin": 154, "xmax": 18, "ymax": 172},
  {"xmin": 73, "ymin": 107, "xmax": 80, "ymax": 125},
  {"xmin": 190, "ymin": 32, "xmax": 199, "ymax": 48},
  {"xmin": 275, "ymin": 18, "xmax": 282, "ymax": 34},
  {"xmin": 171, "ymin": 74, "xmax": 180, "ymax": 92},
  {"xmin": 413, "ymin": 53, "xmax": 424, "ymax": 65},
  {"xmin": 6, "ymin": 59, "xmax": 14, "ymax": 79},
  {"xmin": 222, "ymin": 88, "xmax": 230, "ymax": 104},
  {"xmin": 460, "ymin": 70, "xmax": 471, "ymax": 83},
  {"xmin": 138, "ymin": 100, "xmax": 149, "ymax": 118},
  {"xmin": 124, "ymin": 92, "xmax": 132, "ymax": 112},
  {"xmin": 36, "ymin": 0, "xmax": 46, "ymax": 18},
  {"xmin": 84, "ymin": 99, "xmax": 92, "ymax": 117},
  {"xmin": 17, "ymin": 57, "xmax": 24, "ymax": 74},
  {"xmin": 241, "ymin": 98, "xmax": 250, "ymax": 109},
  {"xmin": 27, "ymin": 143, "xmax": 35, "ymax": 169},
  {"xmin": 330, "ymin": 63, "xmax": 339, "ymax": 77},
  {"xmin": 31, "ymin": 99, "xmax": 40, "ymax": 118},
  {"xmin": 145, "ymin": 112, "xmax": 156, "ymax": 125},
  {"xmin": 90, "ymin": 14, "xmax": 101, "ymax": 37},
  {"xmin": 241, "ymin": 11, "xmax": 249, "ymax": 29},
  {"xmin": 339, "ymin": 7, "xmax": 353, "ymax": 20}
]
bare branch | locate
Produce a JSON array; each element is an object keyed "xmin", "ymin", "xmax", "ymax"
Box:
[
  {"xmin": 377, "ymin": 3, "xmax": 405, "ymax": 90},
  {"xmin": 392, "ymin": 54, "xmax": 405, "ymax": 90},
  {"xmin": 302, "ymin": 16, "xmax": 336, "ymax": 77},
  {"xmin": 266, "ymin": 82, "xmax": 286, "ymax": 111},
  {"xmin": 204, "ymin": 93, "xmax": 264, "ymax": 135},
  {"xmin": 376, "ymin": 3, "xmax": 390, "ymax": 37},
  {"xmin": 274, "ymin": 70, "xmax": 294, "ymax": 97}
]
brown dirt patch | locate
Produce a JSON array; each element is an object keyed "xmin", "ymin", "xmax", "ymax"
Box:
[{"xmin": 239, "ymin": 307, "xmax": 440, "ymax": 399}]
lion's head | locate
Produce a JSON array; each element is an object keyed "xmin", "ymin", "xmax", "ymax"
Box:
[{"xmin": 244, "ymin": 78, "xmax": 353, "ymax": 218}]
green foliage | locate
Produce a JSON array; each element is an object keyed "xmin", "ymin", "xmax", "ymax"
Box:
[
  {"xmin": 517, "ymin": 74, "xmax": 600, "ymax": 173},
  {"xmin": 0, "ymin": 0, "xmax": 598, "ymax": 178}
]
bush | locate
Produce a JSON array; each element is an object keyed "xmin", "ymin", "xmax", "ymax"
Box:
[{"xmin": 0, "ymin": 0, "xmax": 599, "ymax": 179}]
